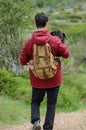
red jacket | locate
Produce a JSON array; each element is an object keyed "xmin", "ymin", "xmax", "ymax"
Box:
[{"xmin": 20, "ymin": 30, "xmax": 69, "ymax": 88}]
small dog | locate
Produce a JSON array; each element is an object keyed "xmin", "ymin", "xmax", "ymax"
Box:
[
  {"xmin": 50, "ymin": 30, "xmax": 67, "ymax": 61},
  {"xmin": 50, "ymin": 30, "xmax": 67, "ymax": 43}
]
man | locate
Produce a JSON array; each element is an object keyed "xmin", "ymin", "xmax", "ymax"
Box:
[{"xmin": 20, "ymin": 12, "xmax": 69, "ymax": 130}]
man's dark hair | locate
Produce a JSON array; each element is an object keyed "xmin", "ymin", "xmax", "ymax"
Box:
[{"xmin": 35, "ymin": 12, "xmax": 48, "ymax": 28}]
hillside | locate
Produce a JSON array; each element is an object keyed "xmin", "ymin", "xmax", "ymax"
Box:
[{"xmin": 0, "ymin": 0, "xmax": 86, "ymax": 128}]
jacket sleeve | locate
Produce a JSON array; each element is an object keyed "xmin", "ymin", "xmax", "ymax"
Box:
[
  {"xmin": 51, "ymin": 36, "xmax": 69, "ymax": 58},
  {"xmin": 58, "ymin": 42, "xmax": 69, "ymax": 58},
  {"xmin": 20, "ymin": 39, "xmax": 31, "ymax": 66}
]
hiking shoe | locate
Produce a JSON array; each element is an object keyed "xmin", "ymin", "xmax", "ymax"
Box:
[{"xmin": 32, "ymin": 122, "xmax": 41, "ymax": 130}]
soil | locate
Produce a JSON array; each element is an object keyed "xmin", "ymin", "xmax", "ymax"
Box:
[{"xmin": 0, "ymin": 110, "xmax": 86, "ymax": 130}]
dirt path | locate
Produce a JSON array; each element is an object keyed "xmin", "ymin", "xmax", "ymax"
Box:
[{"xmin": 0, "ymin": 110, "xmax": 86, "ymax": 130}]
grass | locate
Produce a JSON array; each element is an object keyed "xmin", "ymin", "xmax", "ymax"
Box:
[
  {"xmin": 57, "ymin": 73, "xmax": 86, "ymax": 112},
  {"xmin": 0, "ymin": 3, "xmax": 86, "ymax": 124},
  {"xmin": 0, "ymin": 0, "xmax": 86, "ymax": 126},
  {"xmin": 0, "ymin": 95, "xmax": 30, "ymax": 126},
  {"xmin": 0, "ymin": 70, "xmax": 86, "ymax": 126}
]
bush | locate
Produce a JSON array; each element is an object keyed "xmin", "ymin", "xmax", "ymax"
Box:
[
  {"xmin": 0, "ymin": 0, "xmax": 35, "ymax": 74},
  {"xmin": 66, "ymin": 23, "xmax": 86, "ymax": 44},
  {"xmin": 69, "ymin": 39, "xmax": 86, "ymax": 66},
  {"xmin": 57, "ymin": 74, "xmax": 86, "ymax": 111},
  {"xmin": 0, "ymin": 68, "xmax": 86, "ymax": 112},
  {"xmin": 0, "ymin": 68, "xmax": 18, "ymax": 97},
  {"xmin": 0, "ymin": 68, "xmax": 31, "ymax": 104}
]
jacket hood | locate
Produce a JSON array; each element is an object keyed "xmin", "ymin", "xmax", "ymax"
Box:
[{"xmin": 31, "ymin": 30, "xmax": 51, "ymax": 45}]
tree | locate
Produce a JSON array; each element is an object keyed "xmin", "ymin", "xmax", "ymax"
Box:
[{"xmin": 0, "ymin": 0, "xmax": 35, "ymax": 74}]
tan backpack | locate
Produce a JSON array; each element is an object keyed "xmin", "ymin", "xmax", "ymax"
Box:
[{"xmin": 29, "ymin": 43, "xmax": 58, "ymax": 79}]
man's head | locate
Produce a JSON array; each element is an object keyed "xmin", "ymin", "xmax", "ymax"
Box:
[{"xmin": 35, "ymin": 12, "xmax": 48, "ymax": 28}]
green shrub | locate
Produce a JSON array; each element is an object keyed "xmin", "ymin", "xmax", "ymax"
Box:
[
  {"xmin": 57, "ymin": 74, "xmax": 86, "ymax": 112},
  {"xmin": 50, "ymin": 22, "xmax": 86, "ymax": 43},
  {"xmin": 18, "ymin": 70, "xmax": 30, "ymax": 79},
  {"xmin": 0, "ymin": 68, "xmax": 18, "ymax": 97},
  {"xmin": 13, "ymin": 77, "xmax": 31, "ymax": 104},
  {"xmin": 0, "ymin": 68, "xmax": 86, "ymax": 113},
  {"xmin": 69, "ymin": 38, "xmax": 86, "ymax": 66},
  {"xmin": 0, "ymin": 0, "xmax": 35, "ymax": 73},
  {"xmin": 0, "ymin": 68, "xmax": 31, "ymax": 104},
  {"xmin": 66, "ymin": 23, "xmax": 86, "ymax": 43}
]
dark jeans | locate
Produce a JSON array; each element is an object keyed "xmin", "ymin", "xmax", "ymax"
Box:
[{"xmin": 31, "ymin": 86, "xmax": 60, "ymax": 130}]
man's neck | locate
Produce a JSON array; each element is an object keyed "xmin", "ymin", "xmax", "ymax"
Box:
[{"xmin": 37, "ymin": 27, "xmax": 46, "ymax": 31}]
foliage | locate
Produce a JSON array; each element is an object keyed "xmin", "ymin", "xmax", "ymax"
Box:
[
  {"xmin": 0, "ymin": 69, "xmax": 86, "ymax": 125},
  {"xmin": 32, "ymin": 0, "xmax": 85, "ymax": 8},
  {"xmin": 0, "ymin": 0, "xmax": 86, "ymax": 75},
  {"xmin": 50, "ymin": 22, "xmax": 86, "ymax": 45},
  {"xmin": 69, "ymin": 39, "xmax": 86, "ymax": 65},
  {"xmin": 0, "ymin": 68, "xmax": 31, "ymax": 103},
  {"xmin": 0, "ymin": 0, "xmax": 86, "ymax": 126},
  {"xmin": 65, "ymin": 23, "xmax": 86, "ymax": 44},
  {"xmin": 0, "ymin": 68, "xmax": 86, "ymax": 109},
  {"xmin": 0, "ymin": 0, "xmax": 35, "ymax": 74},
  {"xmin": 57, "ymin": 74, "xmax": 86, "ymax": 112},
  {"xmin": 0, "ymin": 68, "xmax": 18, "ymax": 97}
]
